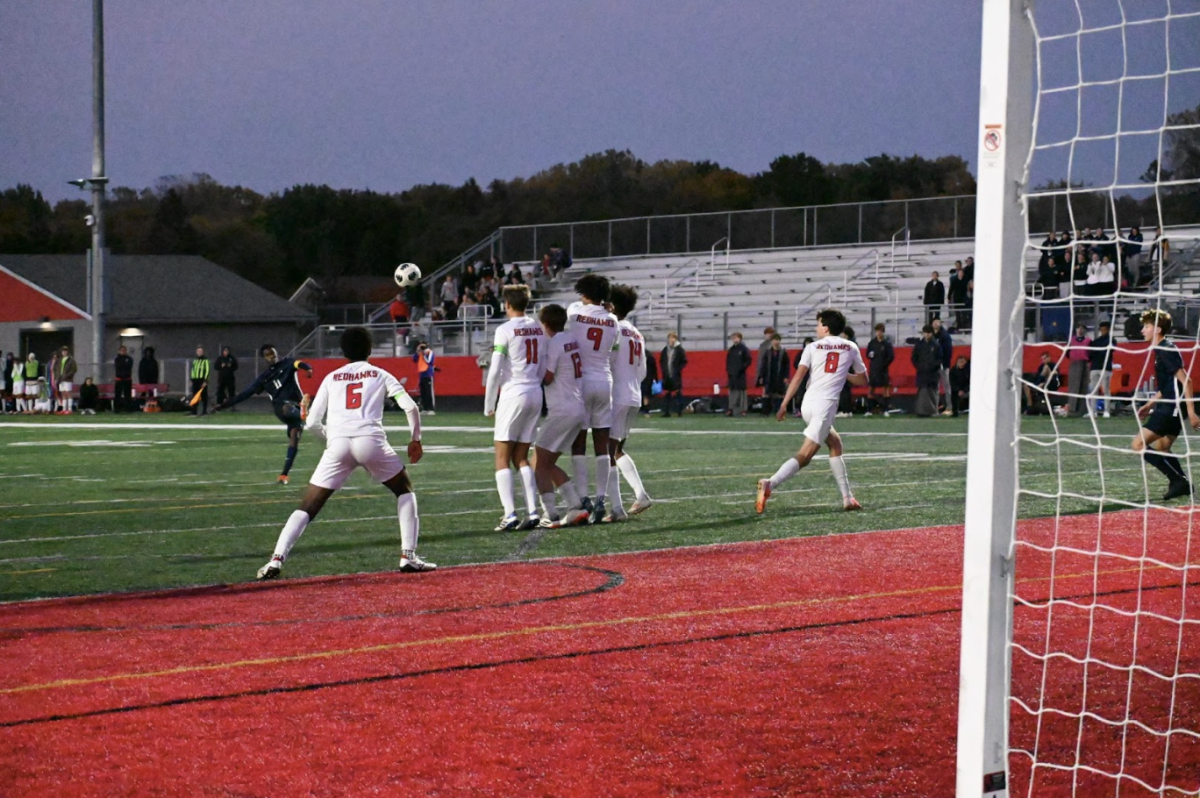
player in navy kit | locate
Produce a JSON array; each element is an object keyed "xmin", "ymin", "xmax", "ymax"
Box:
[
  {"xmin": 215, "ymin": 344, "xmax": 315, "ymax": 484},
  {"xmin": 1132, "ymin": 309, "xmax": 1200, "ymax": 501}
]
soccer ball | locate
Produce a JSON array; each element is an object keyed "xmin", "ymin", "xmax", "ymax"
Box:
[{"xmin": 394, "ymin": 262, "xmax": 421, "ymax": 288}]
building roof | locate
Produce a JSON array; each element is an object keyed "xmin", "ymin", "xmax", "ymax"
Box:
[{"xmin": 0, "ymin": 254, "xmax": 315, "ymax": 325}]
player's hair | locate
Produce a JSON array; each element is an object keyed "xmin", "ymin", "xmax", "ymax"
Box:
[
  {"xmin": 770, "ymin": 334, "xmax": 782, "ymax": 342},
  {"xmin": 502, "ymin": 285, "xmax": 531, "ymax": 313},
  {"xmin": 874, "ymin": 323, "xmax": 885, "ymax": 332},
  {"xmin": 818, "ymin": 308, "xmax": 847, "ymax": 337},
  {"xmin": 1140, "ymin": 309, "xmax": 1172, "ymax": 334},
  {"xmin": 608, "ymin": 284, "xmax": 638, "ymax": 320},
  {"xmin": 539, "ymin": 303, "xmax": 568, "ymax": 333},
  {"xmin": 340, "ymin": 327, "xmax": 373, "ymax": 362},
  {"xmin": 574, "ymin": 273, "xmax": 610, "ymax": 303},
  {"xmin": 259, "ymin": 343, "xmax": 276, "ymax": 356}
]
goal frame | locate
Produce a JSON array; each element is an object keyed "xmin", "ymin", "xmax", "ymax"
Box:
[{"xmin": 956, "ymin": 0, "xmax": 1035, "ymax": 795}]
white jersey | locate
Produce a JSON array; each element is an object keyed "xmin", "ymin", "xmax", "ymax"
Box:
[
  {"xmin": 567, "ymin": 301, "xmax": 619, "ymax": 388},
  {"xmin": 610, "ymin": 319, "xmax": 647, "ymax": 408},
  {"xmin": 543, "ymin": 332, "xmax": 585, "ymax": 416},
  {"xmin": 798, "ymin": 335, "xmax": 866, "ymax": 405},
  {"xmin": 306, "ymin": 361, "xmax": 418, "ymax": 439},
  {"xmin": 493, "ymin": 316, "xmax": 547, "ymax": 390}
]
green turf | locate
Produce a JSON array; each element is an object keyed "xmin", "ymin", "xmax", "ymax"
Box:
[{"xmin": 0, "ymin": 409, "xmax": 1158, "ymax": 602}]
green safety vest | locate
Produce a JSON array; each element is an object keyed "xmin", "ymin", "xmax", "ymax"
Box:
[{"xmin": 191, "ymin": 358, "xmax": 210, "ymax": 380}]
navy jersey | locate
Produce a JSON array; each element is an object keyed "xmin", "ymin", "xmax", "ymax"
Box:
[
  {"xmin": 226, "ymin": 359, "xmax": 311, "ymax": 409},
  {"xmin": 1154, "ymin": 340, "xmax": 1185, "ymax": 412}
]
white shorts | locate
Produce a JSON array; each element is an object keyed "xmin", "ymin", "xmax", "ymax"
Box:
[
  {"xmin": 800, "ymin": 397, "xmax": 839, "ymax": 445},
  {"xmin": 494, "ymin": 389, "xmax": 541, "ymax": 443},
  {"xmin": 582, "ymin": 383, "xmax": 613, "ymax": 429},
  {"xmin": 12, "ymin": 381, "xmax": 24, "ymax": 397},
  {"xmin": 310, "ymin": 433, "xmax": 404, "ymax": 490},
  {"xmin": 536, "ymin": 412, "xmax": 584, "ymax": 454},
  {"xmin": 610, "ymin": 404, "xmax": 640, "ymax": 441},
  {"xmin": 59, "ymin": 382, "xmax": 74, "ymax": 394},
  {"xmin": 25, "ymin": 384, "xmax": 39, "ymax": 398}
]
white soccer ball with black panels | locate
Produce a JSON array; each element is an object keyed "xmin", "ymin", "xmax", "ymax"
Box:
[{"xmin": 394, "ymin": 262, "xmax": 421, "ymax": 288}]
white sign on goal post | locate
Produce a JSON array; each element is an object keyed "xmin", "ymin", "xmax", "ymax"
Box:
[{"xmin": 957, "ymin": 0, "xmax": 1034, "ymax": 795}]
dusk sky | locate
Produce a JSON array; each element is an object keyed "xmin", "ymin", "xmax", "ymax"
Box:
[{"xmin": 0, "ymin": 1, "xmax": 998, "ymax": 204}]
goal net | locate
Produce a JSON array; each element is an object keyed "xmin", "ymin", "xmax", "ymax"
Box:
[{"xmin": 959, "ymin": 1, "xmax": 1200, "ymax": 796}]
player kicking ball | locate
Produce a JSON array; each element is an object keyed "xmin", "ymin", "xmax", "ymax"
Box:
[
  {"xmin": 485, "ymin": 285, "xmax": 547, "ymax": 531},
  {"xmin": 256, "ymin": 327, "xmax": 434, "ymax": 579},
  {"xmin": 757, "ymin": 308, "xmax": 868, "ymax": 515},
  {"xmin": 1132, "ymin": 309, "xmax": 1200, "ymax": 501}
]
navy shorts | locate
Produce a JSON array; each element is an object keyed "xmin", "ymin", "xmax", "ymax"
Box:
[
  {"xmin": 1145, "ymin": 410, "xmax": 1182, "ymax": 439},
  {"xmin": 275, "ymin": 402, "xmax": 304, "ymax": 432}
]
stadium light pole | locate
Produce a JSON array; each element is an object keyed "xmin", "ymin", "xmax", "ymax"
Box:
[{"xmin": 70, "ymin": 0, "xmax": 108, "ymax": 380}]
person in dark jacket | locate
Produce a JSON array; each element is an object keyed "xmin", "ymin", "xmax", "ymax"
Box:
[
  {"xmin": 865, "ymin": 323, "xmax": 895, "ymax": 414},
  {"xmin": 78, "ymin": 377, "xmax": 100, "ymax": 415},
  {"xmin": 660, "ymin": 332, "xmax": 687, "ymax": 417},
  {"xmin": 923, "ymin": 270, "xmax": 946, "ymax": 325},
  {"xmin": 757, "ymin": 334, "xmax": 790, "ymax": 416},
  {"xmin": 931, "ymin": 318, "xmax": 954, "ymax": 414},
  {"xmin": 640, "ymin": 349, "xmax": 658, "ymax": 415},
  {"xmin": 215, "ymin": 347, "xmax": 239, "ymax": 407},
  {"xmin": 113, "ymin": 345, "xmax": 134, "ymax": 412},
  {"xmin": 725, "ymin": 332, "xmax": 753, "ymax": 416},
  {"xmin": 911, "ymin": 326, "xmax": 942, "ymax": 417},
  {"xmin": 949, "ymin": 356, "xmax": 971, "ymax": 417},
  {"xmin": 138, "ymin": 347, "xmax": 159, "ymax": 385}
]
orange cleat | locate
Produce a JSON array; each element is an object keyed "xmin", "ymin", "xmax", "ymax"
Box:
[
  {"xmin": 276, "ymin": 474, "xmax": 289, "ymax": 485},
  {"xmin": 843, "ymin": 496, "xmax": 863, "ymax": 512},
  {"xmin": 756, "ymin": 479, "xmax": 772, "ymax": 515}
]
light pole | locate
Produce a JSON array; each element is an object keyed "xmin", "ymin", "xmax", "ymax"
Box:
[{"xmin": 69, "ymin": 0, "xmax": 107, "ymax": 379}]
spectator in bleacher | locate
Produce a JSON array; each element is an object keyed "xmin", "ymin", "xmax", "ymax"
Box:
[
  {"xmin": 460, "ymin": 263, "xmax": 480, "ymax": 300},
  {"xmin": 479, "ymin": 257, "xmax": 494, "ymax": 279},
  {"xmin": 964, "ymin": 256, "xmax": 975, "ymax": 282},
  {"xmin": 758, "ymin": 334, "xmax": 790, "ymax": 417},
  {"xmin": 405, "ymin": 282, "xmax": 426, "ymax": 324},
  {"xmin": 505, "ymin": 263, "xmax": 524, "ymax": 286},
  {"xmin": 1148, "ymin": 227, "xmax": 1169, "ymax": 272},
  {"xmin": 964, "ymin": 279, "xmax": 974, "ymax": 331},
  {"xmin": 1066, "ymin": 324, "xmax": 1091, "ymax": 417},
  {"xmin": 949, "ymin": 355, "xmax": 971, "ymax": 417},
  {"xmin": 948, "ymin": 265, "xmax": 970, "ymax": 331},
  {"xmin": 78, "ymin": 377, "xmax": 99, "ymax": 415},
  {"xmin": 931, "ymin": 318, "xmax": 954, "ymax": 415},
  {"xmin": 215, "ymin": 347, "xmax": 239, "ymax": 408},
  {"xmin": 113, "ymin": 346, "xmax": 133, "ymax": 412},
  {"xmin": 1087, "ymin": 320, "xmax": 1114, "ymax": 419},
  {"xmin": 1097, "ymin": 254, "xmax": 1117, "ymax": 295},
  {"xmin": 55, "ymin": 345, "xmax": 77, "ymax": 414},
  {"xmin": 1123, "ymin": 226, "xmax": 1145, "ymax": 285},
  {"xmin": 550, "ymin": 246, "xmax": 572, "ymax": 280},
  {"xmin": 725, "ymin": 332, "xmax": 752, "ymax": 417},
  {"xmin": 1037, "ymin": 255, "xmax": 1062, "ymax": 300},
  {"xmin": 660, "ymin": 332, "xmax": 687, "ymax": 418},
  {"xmin": 866, "ymin": 323, "xmax": 895, "ymax": 415},
  {"xmin": 439, "ymin": 275, "xmax": 458, "ymax": 319},
  {"xmin": 912, "ymin": 325, "xmax": 942, "ymax": 417},
  {"xmin": 1071, "ymin": 250, "xmax": 1089, "ymax": 296},
  {"xmin": 389, "ymin": 293, "xmax": 410, "ymax": 333},
  {"xmin": 923, "ymin": 270, "xmax": 945, "ymax": 325},
  {"xmin": 138, "ymin": 346, "xmax": 159, "ymax": 386},
  {"xmin": 541, "ymin": 252, "xmax": 553, "ymax": 282}
]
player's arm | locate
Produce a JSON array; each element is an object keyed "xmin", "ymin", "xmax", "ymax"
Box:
[
  {"xmin": 847, "ymin": 370, "xmax": 869, "ymax": 387},
  {"xmin": 484, "ymin": 349, "xmax": 505, "ymax": 416},
  {"xmin": 1136, "ymin": 390, "xmax": 1162, "ymax": 419},
  {"xmin": 1176, "ymin": 367, "xmax": 1200, "ymax": 429},
  {"xmin": 776, "ymin": 363, "xmax": 810, "ymax": 422},
  {"xmin": 304, "ymin": 381, "xmax": 331, "ymax": 441},
  {"xmin": 391, "ymin": 388, "xmax": 423, "ymax": 464}
]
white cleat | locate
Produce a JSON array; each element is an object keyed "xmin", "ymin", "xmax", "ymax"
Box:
[
  {"xmin": 628, "ymin": 496, "xmax": 654, "ymax": 516},
  {"xmin": 399, "ymin": 553, "xmax": 437, "ymax": 572},
  {"xmin": 494, "ymin": 513, "xmax": 521, "ymax": 532},
  {"xmin": 562, "ymin": 507, "xmax": 591, "ymax": 527},
  {"xmin": 602, "ymin": 509, "xmax": 629, "ymax": 523},
  {"xmin": 257, "ymin": 556, "xmax": 283, "ymax": 580},
  {"xmin": 538, "ymin": 515, "xmax": 560, "ymax": 528}
]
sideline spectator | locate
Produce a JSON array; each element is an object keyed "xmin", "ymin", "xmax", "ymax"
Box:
[
  {"xmin": 1066, "ymin": 324, "xmax": 1091, "ymax": 416},
  {"xmin": 640, "ymin": 348, "xmax": 658, "ymax": 415},
  {"xmin": 23, "ymin": 352, "xmax": 40, "ymax": 411},
  {"xmin": 1087, "ymin": 320, "xmax": 1114, "ymax": 419},
  {"xmin": 660, "ymin": 332, "xmax": 687, "ymax": 417},
  {"xmin": 215, "ymin": 347, "xmax": 238, "ymax": 408},
  {"xmin": 866, "ymin": 323, "xmax": 895, "ymax": 415},
  {"xmin": 923, "ymin": 270, "xmax": 945, "ymax": 325},
  {"xmin": 12, "ymin": 355, "xmax": 27, "ymax": 413},
  {"xmin": 2, "ymin": 352, "xmax": 13, "ymax": 413},
  {"xmin": 139, "ymin": 346, "xmax": 159, "ymax": 385},
  {"xmin": 756, "ymin": 327, "xmax": 776, "ymax": 377},
  {"xmin": 758, "ymin": 334, "xmax": 790, "ymax": 417},
  {"xmin": 1023, "ymin": 352, "xmax": 1060, "ymax": 414},
  {"xmin": 414, "ymin": 341, "xmax": 436, "ymax": 415},
  {"xmin": 931, "ymin": 318, "xmax": 953, "ymax": 415},
  {"xmin": 78, "ymin": 377, "xmax": 99, "ymax": 415},
  {"xmin": 55, "ymin": 346, "xmax": 77, "ymax": 414},
  {"xmin": 912, "ymin": 325, "xmax": 942, "ymax": 417},
  {"xmin": 949, "ymin": 355, "xmax": 971, "ymax": 417},
  {"xmin": 725, "ymin": 332, "xmax": 752, "ymax": 417},
  {"xmin": 113, "ymin": 346, "xmax": 133, "ymax": 412}
]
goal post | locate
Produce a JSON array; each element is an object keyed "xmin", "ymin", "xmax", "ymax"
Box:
[{"xmin": 957, "ymin": 0, "xmax": 1034, "ymax": 795}]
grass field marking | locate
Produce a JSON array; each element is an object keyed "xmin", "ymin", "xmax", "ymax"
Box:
[
  {"xmin": 1, "ymin": 568, "xmax": 57, "ymax": 576},
  {"xmin": 0, "ymin": 561, "xmax": 1164, "ymax": 696}
]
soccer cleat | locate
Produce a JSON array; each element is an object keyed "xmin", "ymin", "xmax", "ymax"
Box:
[
  {"xmin": 590, "ymin": 498, "xmax": 606, "ymax": 525},
  {"xmin": 1163, "ymin": 479, "xmax": 1193, "ymax": 501},
  {"xmin": 399, "ymin": 553, "xmax": 437, "ymax": 572},
  {"xmin": 843, "ymin": 496, "xmax": 863, "ymax": 512},
  {"xmin": 628, "ymin": 496, "xmax": 654, "ymax": 516},
  {"xmin": 562, "ymin": 507, "xmax": 591, "ymax": 527},
  {"xmin": 257, "ymin": 556, "xmax": 283, "ymax": 580},
  {"xmin": 518, "ymin": 514, "xmax": 541, "ymax": 531},
  {"xmin": 602, "ymin": 509, "xmax": 629, "ymax": 523},
  {"xmin": 538, "ymin": 515, "xmax": 560, "ymax": 529},
  {"xmin": 494, "ymin": 513, "xmax": 521, "ymax": 532},
  {"xmin": 580, "ymin": 496, "xmax": 594, "ymax": 517},
  {"xmin": 276, "ymin": 474, "xmax": 289, "ymax": 485},
  {"xmin": 756, "ymin": 479, "xmax": 772, "ymax": 515}
]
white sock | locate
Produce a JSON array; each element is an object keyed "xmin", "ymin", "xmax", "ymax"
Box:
[
  {"xmin": 397, "ymin": 492, "xmax": 418, "ymax": 553},
  {"xmin": 829, "ymin": 456, "xmax": 852, "ymax": 500},
  {"xmin": 572, "ymin": 455, "xmax": 590, "ymax": 499},
  {"xmin": 560, "ymin": 480, "xmax": 581, "ymax": 510},
  {"xmin": 607, "ymin": 467, "xmax": 624, "ymax": 515},
  {"xmin": 616, "ymin": 454, "xmax": 648, "ymax": 501},
  {"xmin": 768, "ymin": 458, "xmax": 801, "ymax": 489},
  {"xmin": 595, "ymin": 456, "xmax": 611, "ymax": 500},
  {"xmin": 518, "ymin": 465, "xmax": 538, "ymax": 515},
  {"xmin": 495, "ymin": 469, "xmax": 516, "ymax": 515},
  {"xmin": 273, "ymin": 510, "xmax": 311, "ymax": 560},
  {"xmin": 540, "ymin": 491, "xmax": 558, "ymax": 519}
]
